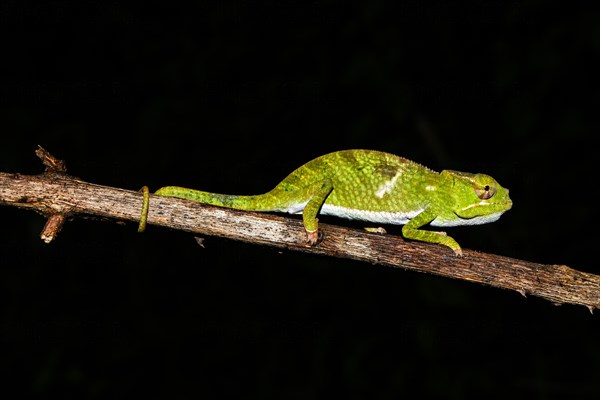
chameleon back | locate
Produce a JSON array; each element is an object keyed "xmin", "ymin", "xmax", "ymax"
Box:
[{"xmin": 270, "ymin": 149, "xmax": 441, "ymax": 223}]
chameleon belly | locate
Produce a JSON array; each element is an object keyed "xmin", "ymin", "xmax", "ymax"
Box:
[
  {"xmin": 281, "ymin": 201, "xmax": 424, "ymax": 225},
  {"xmin": 320, "ymin": 204, "xmax": 425, "ymax": 225}
]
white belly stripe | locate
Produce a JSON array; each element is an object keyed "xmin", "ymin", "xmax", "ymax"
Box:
[
  {"xmin": 280, "ymin": 203, "xmax": 507, "ymax": 227},
  {"xmin": 279, "ymin": 201, "xmax": 422, "ymax": 225},
  {"xmin": 319, "ymin": 204, "xmax": 423, "ymax": 225}
]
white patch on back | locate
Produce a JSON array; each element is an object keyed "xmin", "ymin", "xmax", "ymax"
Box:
[{"xmin": 375, "ymin": 170, "xmax": 403, "ymax": 198}]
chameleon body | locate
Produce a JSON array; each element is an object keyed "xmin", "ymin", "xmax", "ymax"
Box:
[{"xmin": 153, "ymin": 149, "xmax": 512, "ymax": 255}]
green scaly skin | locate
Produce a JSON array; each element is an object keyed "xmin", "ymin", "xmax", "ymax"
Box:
[{"xmin": 150, "ymin": 149, "xmax": 512, "ymax": 256}]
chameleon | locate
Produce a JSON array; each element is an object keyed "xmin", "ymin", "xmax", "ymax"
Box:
[{"xmin": 143, "ymin": 149, "xmax": 512, "ymax": 256}]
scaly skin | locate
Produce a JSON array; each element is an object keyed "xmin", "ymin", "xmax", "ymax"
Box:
[{"xmin": 151, "ymin": 150, "xmax": 512, "ymax": 255}]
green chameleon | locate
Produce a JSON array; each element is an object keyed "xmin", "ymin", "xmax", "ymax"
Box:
[{"xmin": 143, "ymin": 149, "xmax": 512, "ymax": 256}]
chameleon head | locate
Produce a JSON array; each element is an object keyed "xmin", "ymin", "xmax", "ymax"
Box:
[{"xmin": 436, "ymin": 170, "xmax": 513, "ymax": 226}]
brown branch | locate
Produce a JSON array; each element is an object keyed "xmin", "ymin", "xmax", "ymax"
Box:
[
  {"xmin": 33, "ymin": 146, "xmax": 70, "ymax": 242},
  {"xmin": 1, "ymin": 148, "xmax": 598, "ymax": 312}
]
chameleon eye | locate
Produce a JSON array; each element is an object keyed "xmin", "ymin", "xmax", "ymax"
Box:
[{"xmin": 475, "ymin": 184, "xmax": 496, "ymax": 200}]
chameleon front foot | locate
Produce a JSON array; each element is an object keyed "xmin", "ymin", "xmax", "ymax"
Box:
[
  {"xmin": 432, "ymin": 231, "xmax": 463, "ymax": 256},
  {"xmin": 364, "ymin": 227, "xmax": 387, "ymax": 234},
  {"xmin": 402, "ymin": 223, "xmax": 465, "ymax": 257}
]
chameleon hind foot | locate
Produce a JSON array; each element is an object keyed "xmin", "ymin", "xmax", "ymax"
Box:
[
  {"xmin": 304, "ymin": 218, "xmax": 323, "ymax": 246},
  {"xmin": 306, "ymin": 230, "xmax": 318, "ymax": 246}
]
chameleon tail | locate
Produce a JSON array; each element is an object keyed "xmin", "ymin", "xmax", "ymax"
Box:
[{"xmin": 154, "ymin": 186, "xmax": 280, "ymax": 211}]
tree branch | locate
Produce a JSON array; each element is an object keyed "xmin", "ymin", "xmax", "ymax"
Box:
[{"xmin": 1, "ymin": 148, "xmax": 598, "ymax": 312}]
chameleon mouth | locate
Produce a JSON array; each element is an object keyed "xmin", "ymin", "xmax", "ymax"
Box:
[
  {"xmin": 461, "ymin": 210, "xmax": 507, "ymax": 225},
  {"xmin": 460, "ymin": 199, "xmax": 512, "ymax": 212},
  {"xmin": 432, "ymin": 208, "xmax": 509, "ymax": 227}
]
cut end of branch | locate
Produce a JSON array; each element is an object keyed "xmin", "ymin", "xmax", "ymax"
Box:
[
  {"xmin": 40, "ymin": 214, "xmax": 66, "ymax": 243},
  {"xmin": 35, "ymin": 145, "xmax": 67, "ymax": 174}
]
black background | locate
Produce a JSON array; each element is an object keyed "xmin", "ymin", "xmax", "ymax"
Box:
[{"xmin": 1, "ymin": 1, "xmax": 598, "ymax": 398}]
